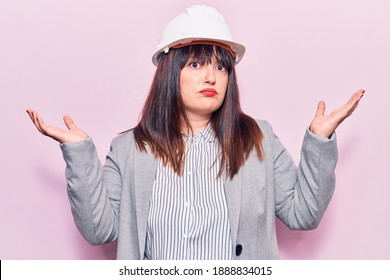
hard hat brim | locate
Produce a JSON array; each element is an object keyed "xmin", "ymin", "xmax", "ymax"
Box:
[{"xmin": 152, "ymin": 37, "xmax": 245, "ymax": 66}]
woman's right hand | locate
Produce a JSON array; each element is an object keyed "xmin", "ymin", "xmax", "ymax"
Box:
[{"xmin": 26, "ymin": 109, "xmax": 89, "ymax": 143}]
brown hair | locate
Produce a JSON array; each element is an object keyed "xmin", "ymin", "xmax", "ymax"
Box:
[{"xmin": 133, "ymin": 45, "xmax": 263, "ymax": 179}]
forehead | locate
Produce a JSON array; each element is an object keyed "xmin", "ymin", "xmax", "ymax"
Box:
[{"xmin": 186, "ymin": 45, "xmax": 227, "ymax": 62}]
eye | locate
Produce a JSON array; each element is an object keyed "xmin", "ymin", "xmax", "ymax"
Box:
[
  {"xmin": 216, "ymin": 64, "xmax": 226, "ymax": 72},
  {"xmin": 188, "ymin": 61, "xmax": 201, "ymax": 68}
]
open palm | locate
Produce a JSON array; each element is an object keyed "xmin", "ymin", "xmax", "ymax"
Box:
[
  {"xmin": 309, "ymin": 89, "xmax": 365, "ymax": 138},
  {"xmin": 26, "ymin": 109, "xmax": 88, "ymax": 143}
]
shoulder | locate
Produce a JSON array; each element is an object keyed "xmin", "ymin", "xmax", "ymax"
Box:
[
  {"xmin": 252, "ymin": 119, "xmax": 280, "ymax": 154},
  {"xmin": 110, "ymin": 129, "xmax": 136, "ymax": 152},
  {"xmin": 253, "ymin": 119, "xmax": 274, "ymax": 136}
]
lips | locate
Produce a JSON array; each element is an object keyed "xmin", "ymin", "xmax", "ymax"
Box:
[{"xmin": 200, "ymin": 88, "xmax": 217, "ymax": 97}]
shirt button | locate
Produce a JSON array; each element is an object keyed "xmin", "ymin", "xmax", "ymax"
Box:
[
  {"xmin": 183, "ymin": 234, "xmax": 187, "ymax": 239},
  {"xmin": 236, "ymin": 244, "xmax": 243, "ymax": 256},
  {"xmin": 187, "ymin": 171, "xmax": 192, "ymax": 176},
  {"xmin": 185, "ymin": 202, "xmax": 191, "ymax": 207}
]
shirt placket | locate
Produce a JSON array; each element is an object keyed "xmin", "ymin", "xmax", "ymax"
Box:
[{"xmin": 183, "ymin": 136, "xmax": 200, "ymax": 259}]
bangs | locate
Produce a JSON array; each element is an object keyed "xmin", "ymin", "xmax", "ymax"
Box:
[{"xmin": 178, "ymin": 45, "xmax": 234, "ymax": 72}]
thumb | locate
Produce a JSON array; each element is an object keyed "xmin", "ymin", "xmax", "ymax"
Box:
[
  {"xmin": 315, "ymin": 101, "xmax": 326, "ymax": 117},
  {"xmin": 63, "ymin": 115, "xmax": 77, "ymax": 130}
]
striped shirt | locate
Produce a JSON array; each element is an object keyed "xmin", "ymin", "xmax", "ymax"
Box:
[{"xmin": 144, "ymin": 124, "xmax": 233, "ymax": 260}]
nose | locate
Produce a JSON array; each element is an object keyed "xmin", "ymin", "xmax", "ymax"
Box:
[{"xmin": 204, "ymin": 64, "xmax": 216, "ymax": 85}]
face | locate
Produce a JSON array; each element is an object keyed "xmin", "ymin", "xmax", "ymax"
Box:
[{"xmin": 179, "ymin": 54, "xmax": 228, "ymax": 120}]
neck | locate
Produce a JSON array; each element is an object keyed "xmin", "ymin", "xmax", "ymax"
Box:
[{"xmin": 181, "ymin": 114, "xmax": 211, "ymax": 135}]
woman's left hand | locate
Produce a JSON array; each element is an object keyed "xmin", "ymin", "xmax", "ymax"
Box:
[{"xmin": 309, "ymin": 89, "xmax": 365, "ymax": 138}]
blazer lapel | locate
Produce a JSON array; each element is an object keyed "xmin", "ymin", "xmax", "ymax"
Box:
[
  {"xmin": 134, "ymin": 147, "xmax": 158, "ymax": 258},
  {"xmin": 224, "ymin": 170, "xmax": 242, "ymax": 246}
]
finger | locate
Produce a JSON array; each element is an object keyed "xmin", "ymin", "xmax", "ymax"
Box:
[
  {"xmin": 315, "ymin": 101, "xmax": 326, "ymax": 117},
  {"xmin": 29, "ymin": 110, "xmax": 45, "ymax": 133},
  {"xmin": 35, "ymin": 114, "xmax": 49, "ymax": 135},
  {"xmin": 337, "ymin": 90, "xmax": 365, "ymax": 120},
  {"xmin": 63, "ymin": 115, "xmax": 76, "ymax": 130},
  {"xmin": 346, "ymin": 90, "xmax": 365, "ymax": 112},
  {"xmin": 356, "ymin": 89, "xmax": 365, "ymax": 100},
  {"xmin": 348, "ymin": 89, "xmax": 365, "ymax": 105},
  {"xmin": 347, "ymin": 97, "xmax": 362, "ymax": 116},
  {"xmin": 25, "ymin": 109, "xmax": 33, "ymax": 119},
  {"xmin": 26, "ymin": 109, "xmax": 37, "ymax": 123}
]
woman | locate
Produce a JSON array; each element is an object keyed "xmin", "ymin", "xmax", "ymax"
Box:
[{"xmin": 26, "ymin": 5, "xmax": 364, "ymax": 259}]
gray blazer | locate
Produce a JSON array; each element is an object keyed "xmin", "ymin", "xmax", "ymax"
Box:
[{"xmin": 60, "ymin": 120, "xmax": 337, "ymax": 259}]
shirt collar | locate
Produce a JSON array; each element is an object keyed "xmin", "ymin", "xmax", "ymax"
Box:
[
  {"xmin": 183, "ymin": 123, "xmax": 216, "ymax": 143},
  {"xmin": 199, "ymin": 123, "xmax": 215, "ymax": 143}
]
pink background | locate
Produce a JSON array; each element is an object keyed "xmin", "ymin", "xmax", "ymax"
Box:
[{"xmin": 1, "ymin": 0, "xmax": 389, "ymax": 259}]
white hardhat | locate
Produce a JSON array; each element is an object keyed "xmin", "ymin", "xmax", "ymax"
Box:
[{"xmin": 152, "ymin": 5, "xmax": 245, "ymax": 66}]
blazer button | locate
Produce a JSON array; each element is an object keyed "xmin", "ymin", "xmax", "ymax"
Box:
[{"xmin": 235, "ymin": 244, "xmax": 242, "ymax": 256}]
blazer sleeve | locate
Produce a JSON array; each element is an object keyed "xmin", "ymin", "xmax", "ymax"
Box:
[
  {"xmin": 60, "ymin": 136, "xmax": 123, "ymax": 245},
  {"xmin": 265, "ymin": 122, "xmax": 338, "ymax": 230}
]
